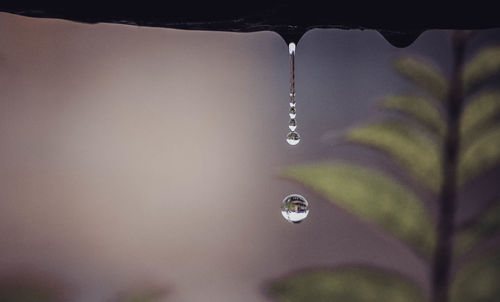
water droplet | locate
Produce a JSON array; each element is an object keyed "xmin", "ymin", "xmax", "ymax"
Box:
[
  {"xmin": 290, "ymin": 93, "xmax": 296, "ymax": 107},
  {"xmin": 289, "ymin": 119, "xmax": 297, "ymax": 131},
  {"xmin": 289, "ymin": 107, "xmax": 296, "ymax": 119},
  {"xmin": 281, "ymin": 194, "xmax": 309, "ymax": 223},
  {"xmin": 286, "ymin": 131, "xmax": 300, "ymax": 145}
]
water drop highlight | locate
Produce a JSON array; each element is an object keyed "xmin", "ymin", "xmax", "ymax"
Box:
[
  {"xmin": 281, "ymin": 194, "xmax": 309, "ymax": 223},
  {"xmin": 290, "ymin": 93, "xmax": 296, "ymax": 107}
]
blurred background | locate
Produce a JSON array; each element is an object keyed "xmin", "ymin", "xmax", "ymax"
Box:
[{"xmin": 0, "ymin": 12, "xmax": 499, "ymax": 302}]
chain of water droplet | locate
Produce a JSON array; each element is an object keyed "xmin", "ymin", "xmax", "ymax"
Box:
[
  {"xmin": 282, "ymin": 43, "xmax": 308, "ymax": 224},
  {"xmin": 286, "ymin": 43, "xmax": 300, "ymax": 145}
]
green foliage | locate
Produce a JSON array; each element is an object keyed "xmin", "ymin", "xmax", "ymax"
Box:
[
  {"xmin": 450, "ymin": 250, "xmax": 500, "ymax": 302},
  {"xmin": 267, "ymin": 268, "xmax": 426, "ymax": 302},
  {"xmin": 463, "ymin": 46, "xmax": 500, "ymax": 92},
  {"xmin": 284, "ymin": 162, "xmax": 435, "ymax": 257},
  {"xmin": 458, "ymin": 124, "xmax": 500, "ymax": 184},
  {"xmin": 394, "ymin": 56, "xmax": 448, "ymax": 100},
  {"xmin": 346, "ymin": 121, "xmax": 441, "ymax": 192},
  {"xmin": 381, "ymin": 95, "xmax": 445, "ymax": 136},
  {"xmin": 455, "ymin": 200, "xmax": 500, "ymax": 256},
  {"xmin": 460, "ymin": 90, "xmax": 500, "ymax": 142}
]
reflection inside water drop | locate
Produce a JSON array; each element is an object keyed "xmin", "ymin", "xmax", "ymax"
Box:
[
  {"xmin": 286, "ymin": 131, "xmax": 300, "ymax": 145},
  {"xmin": 281, "ymin": 194, "xmax": 309, "ymax": 223},
  {"xmin": 289, "ymin": 119, "xmax": 297, "ymax": 131}
]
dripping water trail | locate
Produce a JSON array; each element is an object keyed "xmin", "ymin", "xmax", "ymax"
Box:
[
  {"xmin": 286, "ymin": 42, "xmax": 300, "ymax": 145},
  {"xmin": 281, "ymin": 43, "xmax": 309, "ymax": 224}
]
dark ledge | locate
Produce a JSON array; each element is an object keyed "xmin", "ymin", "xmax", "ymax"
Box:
[{"xmin": 1, "ymin": 4, "xmax": 499, "ymax": 47}]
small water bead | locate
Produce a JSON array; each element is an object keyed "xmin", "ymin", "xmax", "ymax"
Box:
[
  {"xmin": 286, "ymin": 131, "xmax": 300, "ymax": 145},
  {"xmin": 290, "ymin": 93, "xmax": 296, "ymax": 107},
  {"xmin": 289, "ymin": 107, "xmax": 296, "ymax": 119},
  {"xmin": 281, "ymin": 194, "xmax": 309, "ymax": 223},
  {"xmin": 289, "ymin": 119, "xmax": 297, "ymax": 131}
]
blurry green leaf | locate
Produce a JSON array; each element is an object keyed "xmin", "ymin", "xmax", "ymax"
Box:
[
  {"xmin": 284, "ymin": 162, "xmax": 435, "ymax": 257},
  {"xmin": 451, "ymin": 250, "xmax": 500, "ymax": 302},
  {"xmin": 346, "ymin": 121, "xmax": 442, "ymax": 192},
  {"xmin": 459, "ymin": 125, "xmax": 500, "ymax": 184},
  {"xmin": 381, "ymin": 95, "xmax": 445, "ymax": 136},
  {"xmin": 454, "ymin": 200, "xmax": 500, "ymax": 257},
  {"xmin": 460, "ymin": 90, "xmax": 500, "ymax": 141},
  {"xmin": 394, "ymin": 56, "xmax": 448, "ymax": 100},
  {"xmin": 267, "ymin": 267, "xmax": 425, "ymax": 302},
  {"xmin": 463, "ymin": 46, "xmax": 500, "ymax": 92}
]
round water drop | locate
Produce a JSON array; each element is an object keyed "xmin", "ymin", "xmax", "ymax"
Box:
[
  {"xmin": 289, "ymin": 107, "xmax": 296, "ymax": 119},
  {"xmin": 286, "ymin": 131, "xmax": 300, "ymax": 145},
  {"xmin": 289, "ymin": 119, "xmax": 297, "ymax": 131},
  {"xmin": 281, "ymin": 194, "xmax": 309, "ymax": 223}
]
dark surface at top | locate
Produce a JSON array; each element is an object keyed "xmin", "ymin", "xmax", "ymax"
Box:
[{"xmin": 1, "ymin": 3, "xmax": 499, "ymax": 47}]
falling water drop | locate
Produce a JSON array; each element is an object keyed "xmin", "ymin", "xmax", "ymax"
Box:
[
  {"xmin": 286, "ymin": 131, "xmax": 300, "ymax": 145},
  {"xmin": 289, "ymin": 118, "xmax": 297, "ymax": 131},
  {"xmin": 289, "ymin": 106, "xmax": 296, "ymax": 119},
  {"xmin": 281, "ymin": 194, "xmax": 309, "ymax": 223}
]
